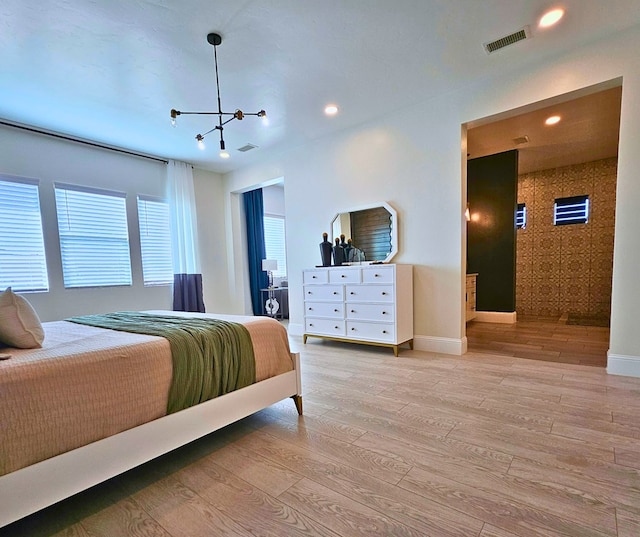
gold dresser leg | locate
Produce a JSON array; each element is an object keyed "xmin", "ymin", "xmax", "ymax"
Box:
[{"xmin": 291, "ymin": 395, "xmax": 303, "ymax": 415}]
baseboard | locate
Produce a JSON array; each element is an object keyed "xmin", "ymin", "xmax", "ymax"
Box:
[
  {"xmin": 473, "ymin": 311, "xmax": 517, "ymax": 324},
  {"xmin": 607, "ymin": 352, "xmax": 640, "ymax": 378},
  {"xmin": 413, "ymin": 335, "xmax": 466, "ymax": 355}
]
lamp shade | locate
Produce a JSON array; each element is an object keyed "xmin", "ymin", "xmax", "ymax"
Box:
[{"xmin": 262, "ymin": 259, "xmax": 278, "ymax": 271}]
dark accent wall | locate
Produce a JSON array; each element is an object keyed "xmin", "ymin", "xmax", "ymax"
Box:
[{"xmin": 467, "ymin": 150, "xmax": 518, "ymax": 312}]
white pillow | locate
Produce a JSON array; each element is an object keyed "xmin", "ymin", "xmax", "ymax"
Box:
[{"xmin": 0, "ymin": 287, "xmax": 45, "ymax": 349}]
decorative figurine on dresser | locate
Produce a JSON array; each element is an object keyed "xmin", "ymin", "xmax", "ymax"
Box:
[
  {"xmin": 303, "ymin": 263, "xmax": 413, "ymax": 356},
  {"xmin": 332, "ymin": 237, "xmax": 345, "ymax": 266},
  {"xmin": 319, "ymin": 233, "xmax": 332, "ymax": 267}
]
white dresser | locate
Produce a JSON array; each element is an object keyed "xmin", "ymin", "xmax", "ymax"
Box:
[{"xmin": 303, "ymin": 264, "xmax": 413, "ymax": 356}]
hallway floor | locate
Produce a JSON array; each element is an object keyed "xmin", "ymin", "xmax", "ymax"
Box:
[{"xmin": 466, "ymin": 315, "xmax": 609, "ymax": 367}]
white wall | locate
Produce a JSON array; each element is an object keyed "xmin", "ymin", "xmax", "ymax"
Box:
[
  {"xmin": 204, "ymin": 25, "xmax": 640, "ymax": 374},
  {"xmin": 0, "ymin": 126, "xmax": 172, "ymax": 321},
  {"xmin": 263, "ymin": 184, "xmax": 285, "ymax": 216}
]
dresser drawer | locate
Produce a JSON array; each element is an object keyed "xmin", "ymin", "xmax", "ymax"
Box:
[
  {"xmin": 305, "ymin": 301, "xmax": 344, "ymax": 318},
  {"xmin": 305, "ymin": 318, "xmax": 346, "ymax": 337},
  {"xmin": 346, "ymin": 284, "xmax": 394, "ymax": 303},
  {"xmin": 347, "ymin": 321, "xmax": 395, "ymax": 343},
  {"xmin": 329, "ymin": 268, "xmax": 361, "ymax": 284},
  {"xmin": 304, "ymin": 284, "xmax": 343, "ymax": 301},
  {"xmin": 362, "ymin": 266, "xmax": 394, "ymax": 284},
  {"xmin": 346, "ymin": 303, "xmax": 395, "ymax": 322},
  {"xmin": 304, "ymin": 269, "xmax": 329, "ymax": 284}
]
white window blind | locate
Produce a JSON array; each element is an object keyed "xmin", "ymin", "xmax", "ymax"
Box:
[
  {"xmin": 0, "ymin": 176, "xmax": 49, "ymax": 292},
  {"xmin": 554, "ymin": 195, "xmax": 589, "ymax": 226},
  {"xmin": 137, "ymin": 196, "xmax": 173, "ymax": 286},
  {"xmin": 263, "ymin": 214, "xmax": 287, "ymax": 278},
  {"xmin": 55, "ymin": 183, "xmax": 132, "ymax": 288},
  {"xmin": 516, "ymin": 203, "xmax": 526, "ymax": 229}
]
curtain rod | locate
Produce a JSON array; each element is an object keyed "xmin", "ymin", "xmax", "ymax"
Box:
[{"xmin": 0, "ymin": 120, "xmax": 168, "ymax": 164}]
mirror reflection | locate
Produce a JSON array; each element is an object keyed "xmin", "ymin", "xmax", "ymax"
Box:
[{"xmin": 331, "ymin": 202, "xmax": 397, "ymax": 262}]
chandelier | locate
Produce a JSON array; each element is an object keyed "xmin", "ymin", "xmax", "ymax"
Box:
[{"xmin": 170, "ymin": 33, "xmax": 266, "ymax": 159}]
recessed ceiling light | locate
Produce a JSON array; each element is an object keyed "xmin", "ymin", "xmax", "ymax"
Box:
[
  {"xmin": 324, "ymin": 104, "xmax": 339, "ymax": 116},
  {"xmin": 539, "ymin": 8, "xmax": 564, "ymax": 28},
  {"xmin": 545, "ymin": 115, "xmax": 561, "ymax": 125}
]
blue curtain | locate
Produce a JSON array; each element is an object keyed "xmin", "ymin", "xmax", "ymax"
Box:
[{"xmin": 243, "ymin": 189, "xmax": 268, "ymax": 315}]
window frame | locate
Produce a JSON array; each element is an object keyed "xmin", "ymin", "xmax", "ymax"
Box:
[
  {"xmin": 263, "ymin": 213, "xmax": 287, "ymax": 278},
  {"xmin": 137, "ymin": 195, "xmax": 173, "ymax": 286},
  {"xmin": 54, "ymin": 182, "xmax": 133, "ymax": 289},
  {"xmin": 516, "ymin": 203, "xmax": 527, "ymax": 229},
  {"xmin": 553, "ymin": 195, "xmax": 590, "ymax": 226},
  {"xmin": 0, "ymin": 175, "xmax": 49, "ymax": 293}
]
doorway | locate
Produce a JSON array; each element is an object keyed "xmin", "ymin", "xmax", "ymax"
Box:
[{"xmin": 464, "ymin": 81, "xmax": 622, "ymax": 366}]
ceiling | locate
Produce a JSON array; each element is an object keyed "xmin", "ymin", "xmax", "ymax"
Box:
[
  {"xmin": 1, "ymin": 1, "xmax": 639, "ymax": 173},
  {"xmin": 467, "ymin": 85, "xmax": 622, "ymax": 174}
]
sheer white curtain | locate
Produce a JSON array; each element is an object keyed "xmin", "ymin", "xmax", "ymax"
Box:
[{"xmin": 167, "ymin": 160, "xmax": 204, "ymax": 312}]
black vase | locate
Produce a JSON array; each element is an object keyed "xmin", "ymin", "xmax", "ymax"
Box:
[
  {"xmin": 332, "ymin": 238, "xmax": 345, "ymax": 266},
  {"xmin": 343, "ymin": 238, "xmax": 353, "ymax": 263},
  {"xmin": 319, "ymin": 234, "xmax": 332, "ymax": 267}
]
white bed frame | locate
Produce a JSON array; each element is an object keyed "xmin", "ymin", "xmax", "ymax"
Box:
[{"xmin": 0, "ymin": 352, "xmax": 302, "ymax": 528}]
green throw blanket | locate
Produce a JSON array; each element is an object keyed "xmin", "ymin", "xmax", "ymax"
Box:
[{"xmin": 67, "ymin": 312, "xmax": 256, "ymax": 414}]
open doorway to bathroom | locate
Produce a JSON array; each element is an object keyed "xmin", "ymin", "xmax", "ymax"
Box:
[{"xmin": 464, "ymin": 80, "xmax": 621, "ymax": 366}]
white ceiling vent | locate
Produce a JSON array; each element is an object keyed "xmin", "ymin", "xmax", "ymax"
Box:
[
  {"xmin": 484, "ymin": 26, "xmax": 531, "ymax": 54},
  {"xmin": 513, "ymin": 135, "xmax": 530, "ymax": 145},
  {"xmin": 237, "ymin": 143, "xmax": 259, "ymax": 153}
]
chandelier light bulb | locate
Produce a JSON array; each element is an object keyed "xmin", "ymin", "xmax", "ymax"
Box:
[
  {"xmin": 220, "ymin": 150, "xmax": 230, "ymax": 159},
  {"xmin": 196, "ymin": 134, "xmax": 205, "ymax": 150},
  {"xmin": 539, "ymin": 8, "xmax": 564, "ymax": 28}
]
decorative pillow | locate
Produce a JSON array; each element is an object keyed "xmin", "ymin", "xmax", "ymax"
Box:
[{"xmin": 0, "ymin": 287, "xmax": 45, "ymax": 348}]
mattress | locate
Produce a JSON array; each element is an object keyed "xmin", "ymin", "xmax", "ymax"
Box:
[{"xmin": 0, "ymin": 311, "xmax": 293, "ymax": 476}]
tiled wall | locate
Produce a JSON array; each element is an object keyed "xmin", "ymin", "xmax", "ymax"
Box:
[{"xmin": 516, "ymin": 157, "xmax": 617, "ymax": 318}]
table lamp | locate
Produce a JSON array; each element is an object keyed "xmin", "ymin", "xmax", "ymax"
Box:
[{"xmin": 262, "ymin": 259, "xmax": 278, "ymax": 289}]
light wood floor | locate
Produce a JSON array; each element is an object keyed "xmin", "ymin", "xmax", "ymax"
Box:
[
  {"xmin": 467, "ymin": 316, "xmax": 610, "ymax": 367},
  {"xmin": 2, "ymin": 337, "xmax": 639, "ymax": 537}
]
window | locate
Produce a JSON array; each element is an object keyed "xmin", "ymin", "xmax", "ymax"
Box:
[
  {"xmin": 0, "ymin": 176, "xmax": 49, "ymax": 292},
  {"xmin": 516, "ymin": 203, "xmax": 527, "ymax": 229},
  {"xmin": 55, "ymin": 183, "xmax": 132, "ymax": 288},
  {"xmin": 137, "ymin": 196, "xmax": 173, "ymax": 286},
  {"xmin": 554, "ymin": 195, "xmax": 589, "ymax": 226},
  {"xmin": 263, "ymin": 214, "xmax": 287, "ymax": 277}
]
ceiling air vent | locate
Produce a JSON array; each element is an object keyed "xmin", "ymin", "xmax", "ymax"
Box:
[
  {"xmin": 484, "ymin": 26, "xmax": 531, "ymax": 54},
  {"xmin": 237, "ymin": 143, "xmax": 258, "ymax": 153},
  {"xmin": 513, "ymin": 135, "xmax": 530, "ymax": 145}
]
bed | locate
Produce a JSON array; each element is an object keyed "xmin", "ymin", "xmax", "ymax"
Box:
[{"xmin": 0, "ymin": 309, "xmax": 302, "ymax": 528}]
